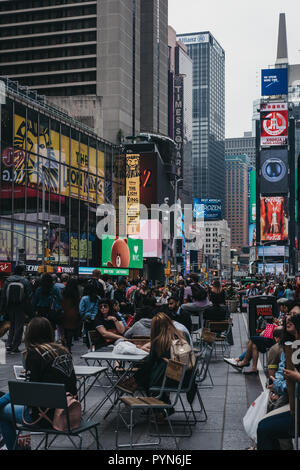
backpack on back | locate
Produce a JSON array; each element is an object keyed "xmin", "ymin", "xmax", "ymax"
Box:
[
  {"xmin": 191, "ymin": 283, "xmax": 207, "ymax": 302},
  {"xmin": 6, "ymin": 281, "xmax": 25, "ymax": 306},
  {"xmin": 170, "ymin": 338, "xmax": 195, "ymax": 370}
]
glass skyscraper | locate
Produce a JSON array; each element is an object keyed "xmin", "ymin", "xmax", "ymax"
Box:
[{"xmin": 177, "ymin": 32, "xmax": 225, "ymax": 207}]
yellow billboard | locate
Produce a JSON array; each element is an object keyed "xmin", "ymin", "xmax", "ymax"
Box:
[
  {"xmin": 12, "ymin": 114, "xmax": 105, "ymax": 204},
  {"xmin": 126, "ymin": 154, "xmax": 140, "ymax": 235}
]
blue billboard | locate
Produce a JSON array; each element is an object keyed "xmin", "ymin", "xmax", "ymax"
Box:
[
  {"xmin": 193, "ymin": 199, "xmax": 222, "ymax": 221},
  {"xmin": 261, "ymin": 68, "xmax": 288, "ymax": 96}
]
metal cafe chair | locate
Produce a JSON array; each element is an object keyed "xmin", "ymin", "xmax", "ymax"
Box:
[
  {"xmin": 115, "ymin": 360, "xmax": 187, "ymax": 449},
  {"xmin": 8, "ymin": 381, "xmax": 102, "ymax": 450}
]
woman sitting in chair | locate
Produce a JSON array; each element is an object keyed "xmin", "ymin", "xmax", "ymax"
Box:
[
  {"xmin": 92, "ymin": 299, "xmax": 126, "ymax": 350},
  {"xmin": 0, "ymin": 317, "xmax": 77, "ymax": 450},
  {"xmin": 118, "ymin": 312, "xmax": 194, "ymax": 420}
]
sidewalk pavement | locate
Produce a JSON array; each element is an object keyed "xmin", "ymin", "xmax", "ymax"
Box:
[{"xmin": 0, "ymin": 311, "xmax": 263, "ymax": 450}]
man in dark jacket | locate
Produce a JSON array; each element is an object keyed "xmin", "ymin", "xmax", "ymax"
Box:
[
  {"xmin": 162, "ymin": 296, "xmax": 192, "ymax": 333},
  {"xmin": 0, "ymin": 265, "xmax": 32, "ymax": 353}
]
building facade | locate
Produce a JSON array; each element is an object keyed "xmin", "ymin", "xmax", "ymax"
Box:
[
  {"xmin": 225, "ymin": 154, "xmax": 249, "ymax": 251},
  {"xmin": 176, "ymin": 31, "xmax": 225, "ymax": 207},
  {"xmin": 225, "ymin": 132, "xmax": 256, "ymax": 169},
  {"xmin": 0, "ymin": 0, "xmax": 169, "ymax": 144},
  {"xmin": 203, "ymin": 220, "xmax": 231, "ymax": 276},
  {"xmin": 0, "ymin": 77, "xmax": 124, "ymax": 269}
]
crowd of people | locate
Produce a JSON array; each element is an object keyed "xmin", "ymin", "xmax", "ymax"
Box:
[{"xmin": 0, "ymin": 265, "xmax": 300, "ymax": 450}]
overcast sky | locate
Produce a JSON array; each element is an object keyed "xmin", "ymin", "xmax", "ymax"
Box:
[{"xmin": 169, "ymin": 0, "xmax": 300, "ymax": 138}]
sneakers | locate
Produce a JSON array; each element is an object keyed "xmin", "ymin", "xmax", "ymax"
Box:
[{"xmin": 223, "ymin": 357, "xmax": 238, "ymax": 366}]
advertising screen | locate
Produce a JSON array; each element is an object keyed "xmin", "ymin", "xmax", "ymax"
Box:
[
  {"xmin": 126, "ymin": 154, "xmax": 140, "ymax": 235},
  {"xmin": 260, "ymin": 149, "xmax": 288, "ymax": 194},
  {"xmin": 260, "ymin": 102, "xmax": 288, "ymax": 147},
  {"xmin": 249, "ymin": 224, "xmax": 256, "ymax": 247},
  {"xmin": 261, "ymin": 68, "xmax": 288, "ymax": 96},
  {"xmin": 102, "ymin": 236, "xmax": 143, "ymax": 269},
  {"xmin": 257, "ymin": 245, "xmax": 289, "ymax": 257},
  {"xmin": 257, "ymin": 263, "xmax": 286, "ymax": 274},
  {"xmin": 260, "ymin": 196, "xmax": 288, "ymax": 241},
  {"xmin": 193, "ymin": 199, "xmax": 222, "ymax": 221}
]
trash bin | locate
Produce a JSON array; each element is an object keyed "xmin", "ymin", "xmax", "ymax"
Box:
[{"xmin": 248, "ymin": 295, "xmax": 278, "ymax": 337}]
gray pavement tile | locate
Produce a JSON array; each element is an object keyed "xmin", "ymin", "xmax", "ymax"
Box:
[
  {"xmin": 185, "ymin": 432, "xmax": 223, "ymax": 450},
  {"xmin": 222, "ymin": 431, "xmax": 251, "ymax": 450}
]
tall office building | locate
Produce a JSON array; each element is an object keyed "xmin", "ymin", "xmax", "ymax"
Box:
[
  {"xmin": 225, "ymin": 132, "xmax": 256, "ymax": 169},
  {"xmin": 176, "ymin": 32, "xmax": 225, "ymax": 206},
  {"xmin": 0, "ymin": 0, "xmax": 169, "ymax": 143},
  {"xmin": 225, "ymin": 154, "xmax": 249, "ymax": 251}
]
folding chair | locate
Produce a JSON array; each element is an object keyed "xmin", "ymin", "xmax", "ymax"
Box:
[
  {"xmin": 8, "ymin": 381, "xmax": 102, "ymax": 450},
  {"xmin": 115, "ymin": 360, "xmax": 187, "ymax": 449},
  {"xmin": 207, "ymin": 321, "xmax": 232, "ymax": 359},
  {"xmin": 195, "ymin": 343, "xmax": 214, "ymax": 389},
  {"xmin": 74, "ymin": 365, "xmax": 108, "ymax": 413},
  {"xmin": 149, "ymin": 353, "xmax": 208, "ymax": 430}
]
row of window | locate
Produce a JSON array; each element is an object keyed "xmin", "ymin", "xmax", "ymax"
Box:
[
  {"xmin": 0, "ymin": 45, "xmax": 96, "ymax": 63},
  {"xmin": 0, "ymin": 0, "xmax": 93, "ymax": 12},
  {"xmin": 0, "ymin": 18, "xmax": 96, "ymax": 37},
  {"xmin": 0, "ymin": 31, "xmax": 96, "ymax": 50},
  {"xmin": 10, "ymin": 71, "xmax": 96, "ymax": 87},
  {"xmin": 3, "ymin": 58, "xmax": 96, "ymax": 75},
  {"xmin": 0, "ymin": 5, "xmax": 96, "ymax": 24}
]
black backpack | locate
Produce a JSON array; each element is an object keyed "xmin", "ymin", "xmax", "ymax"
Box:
[
  {"xmin": 6, "ymin": 281, "xmax": 25, "ymax": 306},
  {"xmin": 191, "ymin": 283, "xmax": 207, "ymax": 301}
]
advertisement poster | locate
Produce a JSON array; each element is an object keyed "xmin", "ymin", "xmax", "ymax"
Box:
[
  {"xmin": 260, "ymin": 149, "xmax": 288, "ymax": 195},
  {"xmin": 249, "ymin": 224, "xmax": 256, "ymax": 247},
  {"xmin": 260, "ymin": 196, "xmax": 288, "ymax": 241},
  {"xmin": 126, "ymin": 154, "xmax": 140, "ymax": 235},
  {"xmin": 260, "ymin": 102, "xmax": 288, "ymax": 147},
  {"xmin": 193, "ymin": 199, "xmax": 222, "ymax": 221},
  {"xmin": 261, "ymin": 68, "xmax": 288, "ymax": 96},
  {"xmin": 102, "ymin": 236, "xmax": 143, "ymax": 270},
  {"xmin": 1, "ymin": 114, "xmax": 105, "ymax": 204}
]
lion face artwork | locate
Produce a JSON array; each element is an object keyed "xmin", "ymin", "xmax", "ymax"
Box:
[{"xmin": 107, "ymin": 237, "xmax": 130, "ymax": 268}]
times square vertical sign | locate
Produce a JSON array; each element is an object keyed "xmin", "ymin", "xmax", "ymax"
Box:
[{"xmin": 174, "ymin": 75, "xmax": 184, "ymax": 177}]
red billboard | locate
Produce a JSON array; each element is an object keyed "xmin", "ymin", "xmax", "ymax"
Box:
[
  {"xmin": 260, "ymin": 196, "xmax": 288, "ymax": 241},
  {"xmin": 260, "ymin": 102, "xmax": 288, "ymax": 147}
]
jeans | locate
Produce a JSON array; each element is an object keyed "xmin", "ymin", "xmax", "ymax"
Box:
[
  {"xmin": 0, "ymin": 393, "xmax": 32, "ymax": 450},
  {"xmin": 257, "ymin": 410, "xmax": 292, "ymax": 450}
]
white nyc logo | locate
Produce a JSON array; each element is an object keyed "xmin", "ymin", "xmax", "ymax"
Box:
[{"xmin": 134, "ymin": 246, "xmax": 138, "ymax": 254}]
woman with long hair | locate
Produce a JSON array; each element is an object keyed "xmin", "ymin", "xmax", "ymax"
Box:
[
  {"xmin": 61, "ymin": 278, "xmax": 81, "ymax": 352},
  {"xmin": 79, "ymin": 278, "xmax": 101, "ymax": 342},
  {"xmin": 93, "ymin": 299, "xmax": 125, "ymax": 350},
  {"xmin": 210, "ymin": 279, "xmax": 226, "ymax": 306},
  {"xmin": 0, "ymin": 317, "xmax": 77, "ymax": 450}
]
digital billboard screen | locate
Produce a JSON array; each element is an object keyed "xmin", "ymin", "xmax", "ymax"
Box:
[
  {"xmin": 249, "ymin": 224, "xmax": 256, "ymax": 247},
  {"xmin": 260, "ymin": 196, "xmax": 288, "ymax": 242},
  {"xmin": 261, "ymin": 68, "xmax": 288, "ymax": 96},
  {"xmin": 260, "ymin": 102, "xmax": 288, "ymax": 147},
  {"xmin": 102, "ymin": 236, "xmax": 143, "ymax": 270},
  {"xmin": 193, "ymin": 198, "xmax": 222, "ymax": 221},
  {"xmin": 260, "ymin": 149, "xmax": 289, "ymax": 195}
]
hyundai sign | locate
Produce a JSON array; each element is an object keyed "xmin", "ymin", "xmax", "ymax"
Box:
[
  {"xmin": 261, "ymin": 68, "xmax": 288, "ymax": 96},
  {"xmin": 193, "ymin": 199, "xmax": 222, "ymax": 221}
]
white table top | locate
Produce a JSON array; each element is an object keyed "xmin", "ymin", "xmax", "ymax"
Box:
[
  {"xmin": 81, "ymin": 351, "xmax": 148, "ymax": 362},
  {"xmin": 74, "ymin": 366, "xmax": 108, "ymax": 376}
]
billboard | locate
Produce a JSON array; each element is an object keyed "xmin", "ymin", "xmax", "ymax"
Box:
[
  {"xmin": 1, "ymin": 114, "xmax": 105, "ymax": 204},
  {"xmin": 260, "ymin": 102, "xmax": 288, "ymax": 147},
  {"xmin": 174, "ymin": 75, "xmax": 184, "ymax": 178},
  {"xmin": 131, "ymin": 220, "xmax": 162, "ymax": 258},
  {"xmin": 260, "ymin": 149, "xmax": 289, "ymax": 194},
  {"xmin": 257, "ymin": 245, "xmax": 289, "ymax": 257},
  {"xmin": 193, "ymin": 199, "xmax": 222, "ymax": 221},
  {"xmin": 249, "ymin": 224, "xmax": 256, "ymax": 247},
  {"xmin": 177, "ymin": 34, "xmax": 209, "ymax": 45},
  {"xmin": 126, "ymin": 154, "xmax": 140, "ymax": 235},
  {"xmin": 257, "ymin": 263, "xmax": 286, "ymax": 274},
  {"xmin": 102, "ymin": 236, "xmax": 143, "ymax": 269},
  {"xmin": 261, "ymin": 68, "xmax": 288, "ymax": 96},
  {"xmin": 260, "ymin": 196, "xmax": 288, "ymax": 241},
  {"xmin": 249, "ymin": 169, "xmax": 256, "ymax": 224}
]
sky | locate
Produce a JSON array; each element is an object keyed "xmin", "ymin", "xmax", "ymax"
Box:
[{"xmin": 169, "ymin": 0, "xmax": 300, "ymax": 138}]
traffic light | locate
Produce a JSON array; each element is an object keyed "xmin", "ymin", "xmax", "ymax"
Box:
[
  {"xmin": 212, "ymin": 270, "xmax": 219, "ymax": 277},
  {"xmin": 45, "ymin": 248, "xmax": 50, "ymax": 258}
]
